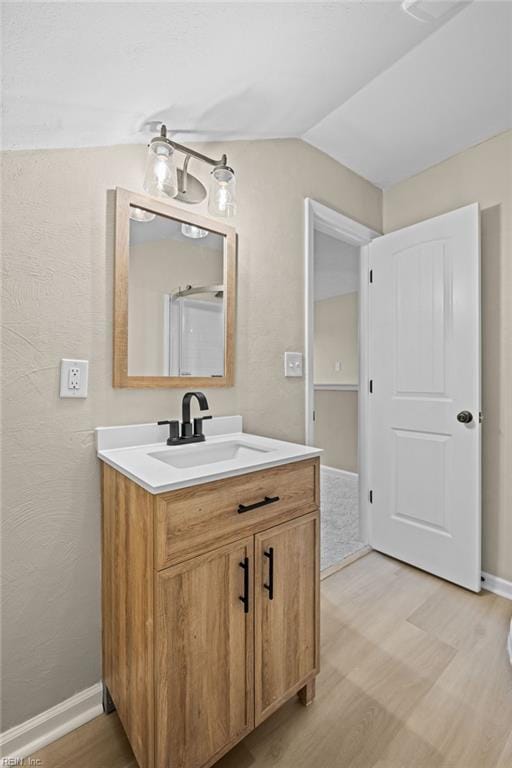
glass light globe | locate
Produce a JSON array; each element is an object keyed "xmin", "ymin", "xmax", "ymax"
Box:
[
  {"xmin": 129, "ymin": 206, "xmax": 156, "ymax": 222},
  {"xmin": 181, "ymin": 223, "xmax": 209, "ymax": 239},
  {"xmin": 143, "ymin": 140, "xmax": 178, "ymax": 199},
  {"xmin": 209, "ymin": 167, "xmax": 236, "ymax": 217}
]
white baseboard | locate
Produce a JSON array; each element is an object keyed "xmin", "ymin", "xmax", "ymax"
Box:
[
  {"xmin": 481, "ymin": 572, "xmax": 512, "ymax": 600},
  {"xmin": 321, "ymin": 465, "xmax": 358, "ymax": 480},
  {"xmin": 0, "ymin": 682, "xmax": 103, "ymax": 761}
]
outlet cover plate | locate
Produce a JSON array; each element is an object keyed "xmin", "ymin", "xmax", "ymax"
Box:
[{"xmin": 60, "ymin": 359, "xmax": 89, "ymax": 398}]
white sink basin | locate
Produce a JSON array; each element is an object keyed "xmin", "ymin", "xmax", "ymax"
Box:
[
  {"xmin": 96, "ymin": 416, "xmax": 322, "ymax": 494},
  {"xmin": 149, "ymin": 440, "xmax": 270, "ymax": 469}
]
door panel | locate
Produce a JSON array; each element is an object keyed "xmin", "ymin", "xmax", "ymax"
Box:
[
  {"xmin": 369, "ymin": 203, "xmax": 481, "ymax": 591},
  {"xmin": 392, "ymin": 429, "xmax": 451, "ymax": 532},
  {"xmin": 155, "ymin": 538, "xmax": 254, "ymax": 768},
  {"xmin": 394, "ymin": 240, "xmax": 447, "ymax": 395},
  {"xmin": 254, "ymin": 513, "xmax": 319, "ymax": 725}
]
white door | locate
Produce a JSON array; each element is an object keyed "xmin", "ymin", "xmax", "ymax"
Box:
[{"xmin": 369, "ymin": 204, "xmax": 481, "ymax": 592}]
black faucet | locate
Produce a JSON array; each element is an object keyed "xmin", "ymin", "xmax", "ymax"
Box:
[{"xmin": 158, "ymin": 392, "xmax": 212, "ymax": 446}]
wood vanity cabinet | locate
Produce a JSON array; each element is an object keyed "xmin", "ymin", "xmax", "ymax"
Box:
[{"xmin": 102, "ymin": 457, "xmax": 320, "ymax": 768}]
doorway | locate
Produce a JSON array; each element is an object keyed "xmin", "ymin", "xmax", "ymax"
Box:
[
  {"xmin": 305, "ymin": 199, "xmax": 482, "ymax": 591},
  {"xmin": 304, "ymin": 199, "xmax": 379, "ymax": 573}
]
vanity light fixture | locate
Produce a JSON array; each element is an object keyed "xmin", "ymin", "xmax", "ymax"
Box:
[
  {"xmin": 181, "ymin": 223, "xmax": 209, "ymax": 239},
  {"xmin": 143, "ymin": 124, "xmax": 236, "ymax": 215}
]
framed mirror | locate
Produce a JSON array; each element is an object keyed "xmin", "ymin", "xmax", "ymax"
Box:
[{"xmin": 113, "ymin": 188, "xmax": 236, "ymax": 387}]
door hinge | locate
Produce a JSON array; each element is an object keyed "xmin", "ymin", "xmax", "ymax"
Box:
[
  {"xmin": 312, "ymin": 410, "xmax": 316, "ymax": 422},
  {"xmin": 369, "ymin": 268, "xmax": 373, "ymax": 284},
  {"xmin": 369, "ymin": 490, "xmax": 373, "ymax": 504},
  {"xmin": 479, "ymin": 411, "xmax": 483, "ymax": 423},
  {"xmin": 369, "ymin": 379, "xmax": 373, "ymax": 393}
]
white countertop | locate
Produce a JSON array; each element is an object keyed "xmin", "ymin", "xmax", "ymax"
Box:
[{"xmin": 96, "ymin": 417, "xmax": 322, "ymax": 494}]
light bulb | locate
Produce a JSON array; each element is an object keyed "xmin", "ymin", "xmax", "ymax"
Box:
[
  {"xmin": 216, "ymin": 185, "xmax": 229, "ymax": 211},
  {"xmin": 209, "ymin": 166, "xmax": 236, "ymax": 217},
  {"xmin": 143, "ymin": 140, "xmax": 178, "ymax": 199}
]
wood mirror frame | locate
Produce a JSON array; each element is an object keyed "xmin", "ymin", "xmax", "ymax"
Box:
[{"xmin": 113, "ymin": 187, "xmax": 236, "ymax": 388}]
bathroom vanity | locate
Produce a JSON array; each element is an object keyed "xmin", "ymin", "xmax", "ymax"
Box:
[
  {"xmin": 106, "ymin": 192, "xmax": 321, "ymax": 767},
  {"xmin": 98, "ymin": 417, "xmax": 321, "ymax": 768}
]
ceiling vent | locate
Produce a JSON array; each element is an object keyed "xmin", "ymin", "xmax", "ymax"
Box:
[{"xmin": 401, "ymin": 0, "xmax": 469, "ymax": 23}]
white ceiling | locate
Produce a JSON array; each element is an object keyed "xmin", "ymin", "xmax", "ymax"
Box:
[
  {"xmin": 304, "ymin": 0, "xmax": 512, "ymax": 187},
  {"xmin": 314, "ymin": 232, "xmax": 359, "ymax": 301},
  {"xmin": 2, "ymin": 2, "xmax": 511, "ymax": 189}
]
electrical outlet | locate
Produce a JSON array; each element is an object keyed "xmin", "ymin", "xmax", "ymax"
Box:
[
  {"xmin": 68, "ymin": 367, "xmax": 81, "ymax": 390},
  {"xmin": 60, "ymin": 359, "xmax": 88, "ymax": 398}
]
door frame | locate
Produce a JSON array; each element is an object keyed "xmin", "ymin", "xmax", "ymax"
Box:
[{"xmin": 304, "ymin": 198, "xmax": 380, "ymax": 543}]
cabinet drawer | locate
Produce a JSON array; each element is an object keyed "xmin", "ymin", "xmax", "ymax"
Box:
[{"xmin": 155, "ymin": 458, "xmax": 319, "ymax": 570}]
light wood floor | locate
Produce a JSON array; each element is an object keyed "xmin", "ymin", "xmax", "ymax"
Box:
[{"xmin": 30, "ymin": 552, "xmax": 512, "ymax": 768}]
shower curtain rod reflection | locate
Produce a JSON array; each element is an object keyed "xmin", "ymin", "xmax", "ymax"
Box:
[{"xmin": 172, "ymin": 284, "xmax": 224, "ymax": 298}]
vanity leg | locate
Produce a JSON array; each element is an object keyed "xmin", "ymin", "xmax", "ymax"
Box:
[
  {"xmin": 102, "ymin": 684, "xmax": 116, "ymax": 715},
  {"xmin": 298, "ymin": 678, "xmax": 316, "ymax": 707}
]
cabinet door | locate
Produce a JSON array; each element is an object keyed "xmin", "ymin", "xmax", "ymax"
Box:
[
  {"xmin": 254, "ymin": 512, "xmax": 319, "ymax": 724},
  {"xmin": 155, "ymin": 538, "xmax": 254, "ymax": 768}
]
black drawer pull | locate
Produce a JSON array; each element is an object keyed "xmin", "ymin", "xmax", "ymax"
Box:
[
  {"xmin": 239, "ymin": 557, "xmax": 250, "ymax": 613},
  {"xmin": 237, "ymin": 495, "xmax": 280, "ymax": 514},
  {"xmin": 264, "ymin": 547, "xmax": 274, "ymax": 600}
]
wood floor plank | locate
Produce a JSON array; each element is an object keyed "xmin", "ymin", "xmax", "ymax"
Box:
[
  {"xmin": 496, "ymin": 730, "xmax": 512, "ymax": 768},
  {"xmin": 321, "ymin": 552, "xmax": 441, "ymax": 654},
  {"xmin": 383, "ymin": 592, "xmax": 512, "ymax": 768},
  {"xmin": 216, "ymin": 618, "xmax": 455, "ymax": 768},
  {"xmin": 407, "ymin": 578, "xmax": 502, "ymax": 651},
  {"xmin": 28, "ymin": 552, "xmax": 512, "ymax": 768}
]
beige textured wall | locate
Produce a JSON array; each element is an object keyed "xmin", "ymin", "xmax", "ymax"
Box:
[
  {"xmin": 314, "ymin": 292, "xmax": 358, "ymax": 384},
  {"xmin": 128, "ymin": 238, "xmax": 223, "ymax": 375},
  {"xmin": 1, "ymin": 138, "xmax": 381, "ymax": 728},
  {"xmin": 315, "ymin": 390, "xmax": 358, "ymax": 472},
  {"xmin": 314, "ymin": 291, "xmax": 359, "ymax": 471},
  {"xmin": 383, "ymin": 130, "xmax": 512, "ymax": 583}
]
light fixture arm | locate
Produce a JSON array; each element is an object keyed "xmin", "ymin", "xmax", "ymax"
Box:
[
  {"xmin": 181, "ymin": 153, "xmax": 191, "ymax": 195},
  {"xmin": 152, "ymin": 124, "xmax": 228, "ymax": 170}
]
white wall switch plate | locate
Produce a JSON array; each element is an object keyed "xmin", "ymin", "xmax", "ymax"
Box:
[
  {"xmin": 60, "ymin": 359, "xmax": 89, "ymax": 398},
  {"xmin": 284, "ymin": 351, "xmax": 303, "ymax": 377}
]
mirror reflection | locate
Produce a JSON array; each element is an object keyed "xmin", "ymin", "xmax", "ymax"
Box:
[{"xmin": 128, "ymin": 207, "xmax": 225, "ymax": 377}]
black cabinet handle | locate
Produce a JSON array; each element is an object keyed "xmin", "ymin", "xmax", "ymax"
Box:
[
  {"xmin": 264, "ymin": 547, "xmax": 274, "ymax": 600},
  {"xmin": 237, "ymin": 495, "xmax": 280, "ymax": 514},
  {"xmin": 239, "ymin": 557, "xmax": 250, "ymax": 613}
]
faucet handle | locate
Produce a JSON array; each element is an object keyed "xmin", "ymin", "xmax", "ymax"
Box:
[
  {"xmin": 193, "ymin": 415, "xmax": 212, "ymax": 437},
  {"xmin": 158, "ymin": 420, "xmax": 180, "ymax": 445}
]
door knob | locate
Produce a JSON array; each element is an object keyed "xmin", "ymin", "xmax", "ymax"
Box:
[{"xmin": 457, "ymin": 410, "xmax": 473, "ymax": 424}]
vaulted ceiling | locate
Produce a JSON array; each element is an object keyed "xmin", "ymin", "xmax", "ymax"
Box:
[{"xmin": 3, "ymin": 1, "xmax": 511, "ymax": 188}]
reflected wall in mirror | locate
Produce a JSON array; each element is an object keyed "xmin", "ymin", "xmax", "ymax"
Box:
[
  {"xmin": 129, "ymin": 214, "xmax": 224, "ymax": 377},
  {"xmin": 113, "ymin": 188, "xmax": 236, "ymax": 387}
]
